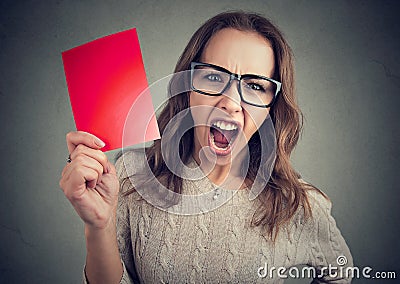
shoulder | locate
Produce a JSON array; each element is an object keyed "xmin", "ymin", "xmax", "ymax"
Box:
[
  {"xmin": 307, "ymin": 189, "xmax": 332, "ymax": 217},
  {"xmin": 285, "ymin": 179, "xmax": 334, "ymax": 234},
  {"xmin": 292, "ymin": 180, "xmax": 340, "ymax": 243},
  {"xmin": 115, "ymin": 148, "xmax": 148, "ymax": 179},
  {"xmin": 114, "ymin": 148, "xmax": 148, "ymax": 194},
  {"xmin": 297, "ymin": 180, "xmax": 343, "ymax": 239},
  {"xmin": 114, "ymin": 148, "xmax": 170, "ymax": 208},
  {"xmin": 299, "ymin": 179, "xmax": 332, "ymax": 216}
]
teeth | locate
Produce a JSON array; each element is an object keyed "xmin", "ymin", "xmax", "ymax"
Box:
[{"xmin": 212, "ymin": 120, "xmax": 238, "ymax": 131}]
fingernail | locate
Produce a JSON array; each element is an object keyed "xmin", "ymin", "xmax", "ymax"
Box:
[{"xmin": 94, "ymin": 137, "xmax": 106, "ymax": 148}]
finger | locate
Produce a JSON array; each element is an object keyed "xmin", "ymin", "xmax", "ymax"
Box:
[
  {"xmin": 60, "ymin": 164, "xmax": 100, "ymax": 202},
  {"xmin": 107, "ymin": 162, "xmax": 117, "ymax": 175},
  {"xmin": 96, "ymin": 164, "xmax": 119, "ymax": 201},
  {"xmin": 63, "ymin": 155, "xmax": 104, "ymax": 186},
  {"xmin": 70, "ymin": 144, "xmax": 109, "ymax": 174},
  {"xmin": 67, "ymin": 164, "xmax": 99, "ymax": 190},
  {"xmin": 86, "ymin": 178, "xmax": 97, "ymax": 190},
  {"xmin": 66, "ymin": 131, "xmax": 106, "ymax": 154}
]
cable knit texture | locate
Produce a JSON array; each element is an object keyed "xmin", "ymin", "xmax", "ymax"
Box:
[{"xmin": 83, "ymin": 150, "xmax": 353, "ymax": 283}]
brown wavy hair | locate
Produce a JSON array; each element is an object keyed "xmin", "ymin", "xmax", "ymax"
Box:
[{"xmin": 120, "ymin": 11, "xmax": 325, "ymax": 240}]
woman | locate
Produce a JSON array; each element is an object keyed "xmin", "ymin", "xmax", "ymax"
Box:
[{"xmin": 60, "ymin": 11, "xmax": 353, "ymax": 283}]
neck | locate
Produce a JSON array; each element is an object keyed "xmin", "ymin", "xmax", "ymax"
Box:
[{"xmin": 192, "ymin": 150, "xmax": 248, "ymax": 190}]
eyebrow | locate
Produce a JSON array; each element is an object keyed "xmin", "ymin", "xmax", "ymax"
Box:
[{"xmin": 200, "ymin": 61, "xmax": 272, "ymax": 79}]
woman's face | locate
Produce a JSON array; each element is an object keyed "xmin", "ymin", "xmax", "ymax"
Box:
[{"xmin": 189, "ymin": 28, "xmax": 275, "ymax": 164}]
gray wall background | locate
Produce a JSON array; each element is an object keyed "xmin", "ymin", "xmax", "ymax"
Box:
[{"xmin": 1, "ymin": 0, "xmax": 399, "ymax": 283}]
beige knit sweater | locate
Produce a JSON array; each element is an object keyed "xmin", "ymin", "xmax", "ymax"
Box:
[{"xmin": 83, "ymin": 150, "xmax": 353, "ymax": 283}]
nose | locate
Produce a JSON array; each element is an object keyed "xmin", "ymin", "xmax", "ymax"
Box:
[{"xmin": 217, "ymin": 80, "xmax": 242, "ymax": 114}]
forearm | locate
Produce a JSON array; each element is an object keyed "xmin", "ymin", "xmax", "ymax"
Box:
[{"xmin": 84, "ymin": 223, "xmax": 123, "ymax": 284}]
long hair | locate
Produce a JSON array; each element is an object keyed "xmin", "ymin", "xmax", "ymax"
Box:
[{"xmin": 120, "ymin": 11, "xmax": 325, "ymax": 240}]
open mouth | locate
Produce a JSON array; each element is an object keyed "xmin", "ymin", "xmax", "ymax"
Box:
[{"xmin": 208, "ymin": 119, "xmax": 240, "ymax": 156}]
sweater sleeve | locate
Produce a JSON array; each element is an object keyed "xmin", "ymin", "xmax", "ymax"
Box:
[
  {"xmin": 306, "ymin": 190, "xmax": 354, "ymax": 284},
  {"xmin": 114, "ymin": 152, "xmax": 141, "ymax": 283},
  {"xmin": 82, "ymin": 151, "xmax": 140, "ymax": 284}
]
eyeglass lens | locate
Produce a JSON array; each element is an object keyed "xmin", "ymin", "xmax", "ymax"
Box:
[{"xmin": 192, "ymin": 65, "xmax": 277, "ymax": 106}]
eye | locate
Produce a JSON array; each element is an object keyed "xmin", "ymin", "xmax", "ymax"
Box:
[
  {"xmin": 246, "ymin": 82, "xmax": 265, "ymax": 92},
  {"xmin": 206, "ymin": 74, "xmax": 222, "ymax": 82}
]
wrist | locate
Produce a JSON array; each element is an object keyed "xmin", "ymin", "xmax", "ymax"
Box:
[
  {"xmin": 84, "ymin": 219, "xmax": 116, "ymax": 239},
  {"xmin": 84, "ymin": 208, "xmax": 117, "ymax": 233}
]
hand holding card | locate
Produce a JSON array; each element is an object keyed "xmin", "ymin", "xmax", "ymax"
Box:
[{"xmin": 62, "ymin": 28, "xmax": 160, "ymax": 152}]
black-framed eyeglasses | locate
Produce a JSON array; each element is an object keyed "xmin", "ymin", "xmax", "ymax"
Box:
[{"xmin": 190, "ymin": 61, "xmax": 281, "ymax": 108}]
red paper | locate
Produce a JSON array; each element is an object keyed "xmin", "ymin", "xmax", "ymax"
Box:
[{"xmin": 62, "ymin": 28, "xmax": 160, "ymax": 151}]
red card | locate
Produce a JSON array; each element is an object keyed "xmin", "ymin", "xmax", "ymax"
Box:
[{"xmin": 62, "ymin": 28, "xmax": 160, "ymax": 151}]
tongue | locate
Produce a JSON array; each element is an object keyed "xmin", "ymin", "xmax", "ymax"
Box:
[
  {"xmin": 214, "ymin": 129, "xmax": 228, "ymax": 144},
  {"xmin": 212, "ymin": 127, "xmax": 233, "ymax": 145}
]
